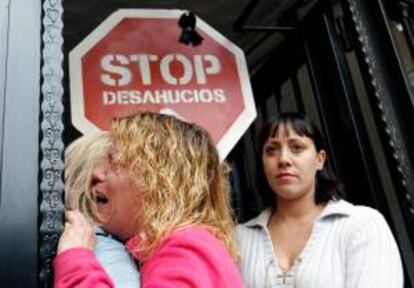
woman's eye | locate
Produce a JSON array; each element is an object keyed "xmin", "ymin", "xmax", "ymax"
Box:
[
  {"xmin": 264, "ymin": 146, "xmax": 277, "ymax": 154},
  {"xmin": 291, "ymin": 145, "xmax": 304, "ymax": 152},
  {"xmin": 107, "ymin": 152, "xmax": 116, "ymax": 166}
]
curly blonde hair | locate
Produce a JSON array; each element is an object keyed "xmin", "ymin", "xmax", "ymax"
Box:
[
  {"xmin": 111, "ymin": 112, "xmax": 238, "ymax": 260},
  {"xmin": 64, "ymin": 131, "xmax": 111, "ymax": 223}
]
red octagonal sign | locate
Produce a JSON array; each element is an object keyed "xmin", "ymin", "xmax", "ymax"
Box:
[{"xmin": 70, "ymin": 9, "xmax": 256, "ymax": 159}]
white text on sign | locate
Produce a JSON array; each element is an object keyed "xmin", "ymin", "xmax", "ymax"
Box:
[
  {"xmin": 103, "ymin": 89, "xmax": 226, "ymax": 105},
  {"xmin": 100, "ymin": 53, "xmax": 221, "ymax": 86}
]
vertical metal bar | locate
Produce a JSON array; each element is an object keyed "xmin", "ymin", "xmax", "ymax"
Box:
[
  {"xmin": 39, "ymin": 0, "xmax": 65, "ymax": 287},
  {"xmin": 345, "ymin": 0, "xmax": 414, "ymax": 283},
  {"xmin": 321, "ymin": 12, "xmax": 381, "ymax": 203}
]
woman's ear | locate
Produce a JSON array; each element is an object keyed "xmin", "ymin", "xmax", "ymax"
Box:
[{"xmin": 317, "ymin": 150, "xmax": 327, "ymax": 170}]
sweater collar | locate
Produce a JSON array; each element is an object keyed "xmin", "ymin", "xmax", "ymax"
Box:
[{"xmin": 243, "ymin": 199, "xmax": 353, "ymax": 228}]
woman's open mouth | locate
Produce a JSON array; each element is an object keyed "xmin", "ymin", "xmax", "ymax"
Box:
[
  {"xmin": 96, "ymin": 195, "xmax": 108, "ymax": 204},
  {"xmin": 92, "ymin": 185, "xmax": 109, "ymax": 205}
]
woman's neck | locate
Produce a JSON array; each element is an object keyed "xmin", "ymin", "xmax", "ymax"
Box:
[{"xmin": 273, "ymin": 195, "xmax": 324, "ymax": 223}]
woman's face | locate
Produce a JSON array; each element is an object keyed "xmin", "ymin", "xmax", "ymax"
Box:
[
  {"xmin": 91, "ymin": 150, "xmax": 143, "ymax": 240},
  {"xmin": 262, "ymin": 123, "xmax": 326, "ymax": 203}
]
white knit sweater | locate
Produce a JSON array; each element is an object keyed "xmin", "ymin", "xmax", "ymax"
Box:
[{"xmin": 236, "ymin": 200, "xmax": 403, "ymax": 288}]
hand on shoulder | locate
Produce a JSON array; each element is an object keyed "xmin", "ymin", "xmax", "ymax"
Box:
[{"xmin": 57, "ymin": 210, "xmax": 95, "ymax": 254}]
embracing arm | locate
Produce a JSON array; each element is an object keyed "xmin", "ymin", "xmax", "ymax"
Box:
[
  {"xmin": 53, "ymin": 211, "xmax": 114, "ymax": 288},
  {"xmin": 345, "ymin": 208, "xmax": 403, "ymax": 288},
  {"xmin": 54, "ymin": 248, "xmax": 114, "ymax": 288}
]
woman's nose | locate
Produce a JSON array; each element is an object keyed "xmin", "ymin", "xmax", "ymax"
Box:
[
  {"xmin": 278, "ymin": 147, "xmax": 291, "ymax": 166},
  {"xmin": 91, "ymin": 162, "xmax": 107, "ymax": 184}
]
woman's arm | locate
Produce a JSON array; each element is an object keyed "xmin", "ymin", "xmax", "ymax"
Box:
[
  {"xmin": 54, "ymin": 248, "xmax": 114, "ymax": 288},
  {"xmin": 345, "ymin": 208, "xmax": 403, "ymax": 288},
  {"xmin": 54, "ymin": 211, "xmax": 114, "ymax": 288}
]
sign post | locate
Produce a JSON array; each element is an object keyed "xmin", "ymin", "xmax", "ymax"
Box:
[{"xmin": 70, "ymin": 9, "xmax": 256, "ymax": 159}]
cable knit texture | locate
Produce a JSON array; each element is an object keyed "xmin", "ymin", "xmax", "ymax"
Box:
[{"xmin": 236, "ymin": 200, "xmax": 403, "ymax": 288}]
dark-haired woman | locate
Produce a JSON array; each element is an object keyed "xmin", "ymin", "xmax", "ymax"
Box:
[{"xmin": 237, "ymin": 112, "xmax": 403, "ymax": 288}]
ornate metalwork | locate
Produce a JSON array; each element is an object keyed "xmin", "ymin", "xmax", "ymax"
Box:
[
  {"xmin": 39, "ymin": 0, "xmax": 65, "ymax": 287},
  {"xmin": 345, "ymin": 2, "xmax": 414, "ymax": 283},
  {"xmin": 346, "ymin": 0, "xmax": 414, "ymax": 214}
]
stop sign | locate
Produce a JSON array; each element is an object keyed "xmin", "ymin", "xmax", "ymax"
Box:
[{"xmin": 69, "ymin": 9, "xmax": 256, "ymax": 159}]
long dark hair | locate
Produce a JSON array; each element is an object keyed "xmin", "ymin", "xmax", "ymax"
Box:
[{"xmin": 257, "ymin": 112, "xmax": 344, "ymax": 206}]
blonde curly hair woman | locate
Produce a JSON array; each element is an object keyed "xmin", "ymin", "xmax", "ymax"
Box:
[{"xmin": 54, "ymin": 112, "xmax": 243, "ymax": 288}]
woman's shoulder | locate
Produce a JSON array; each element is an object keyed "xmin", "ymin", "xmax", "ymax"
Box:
[
  {"xmin": 325, "ymin": 200, "xmax": 392, "ymax": 238},
  {"xmin": 323, "ymin": 200, "xmax": 384, "ymax": 220},
  {"xmin": 161, "ymin": 226, "xmax": 228, "ymax": 252},
  {"xmin": 236, "ymin": 208, "xmax": 272, "ymax": 229},
  {"xmin": 337, "ymin": 200, "xmax": 387, "ymax": 224},
  {"xmin": 143, "ymin": 226, "xmax": 243, "ymax": 288},
  {"xmin": 167, "ymin": 226, "xmax": 218, "ymax": 240},
  {"xmin": 151, "ymin": 226, "xmax": 239, "ymax": 272},
  {"xmin": 95, "ymin": 227, "xmax": 125, "ymax": 250},
  {"xmin": 94, "ymin": 229, "xmax": 141, "ymax": 288},
  {"xmin": 94, "ymin": 229, "xmax": 135, "ymax": 262},
  {"xmin": 235, "ymin": 208, "xmax": 273, "ymax": 247}
]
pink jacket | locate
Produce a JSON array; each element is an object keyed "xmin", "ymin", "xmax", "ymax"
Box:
[{"xmin": 54, "ymin": 226, "xmax": 244, "ymax": 288}]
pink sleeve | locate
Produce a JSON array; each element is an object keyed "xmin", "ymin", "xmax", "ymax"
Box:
[
  {"xmin": 141, "ymin": 228, "xmax": 243, "ymax": 288},
  {"xmin": 53, "ymin": 248, "xmax": 114, "ymax": 288}
]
